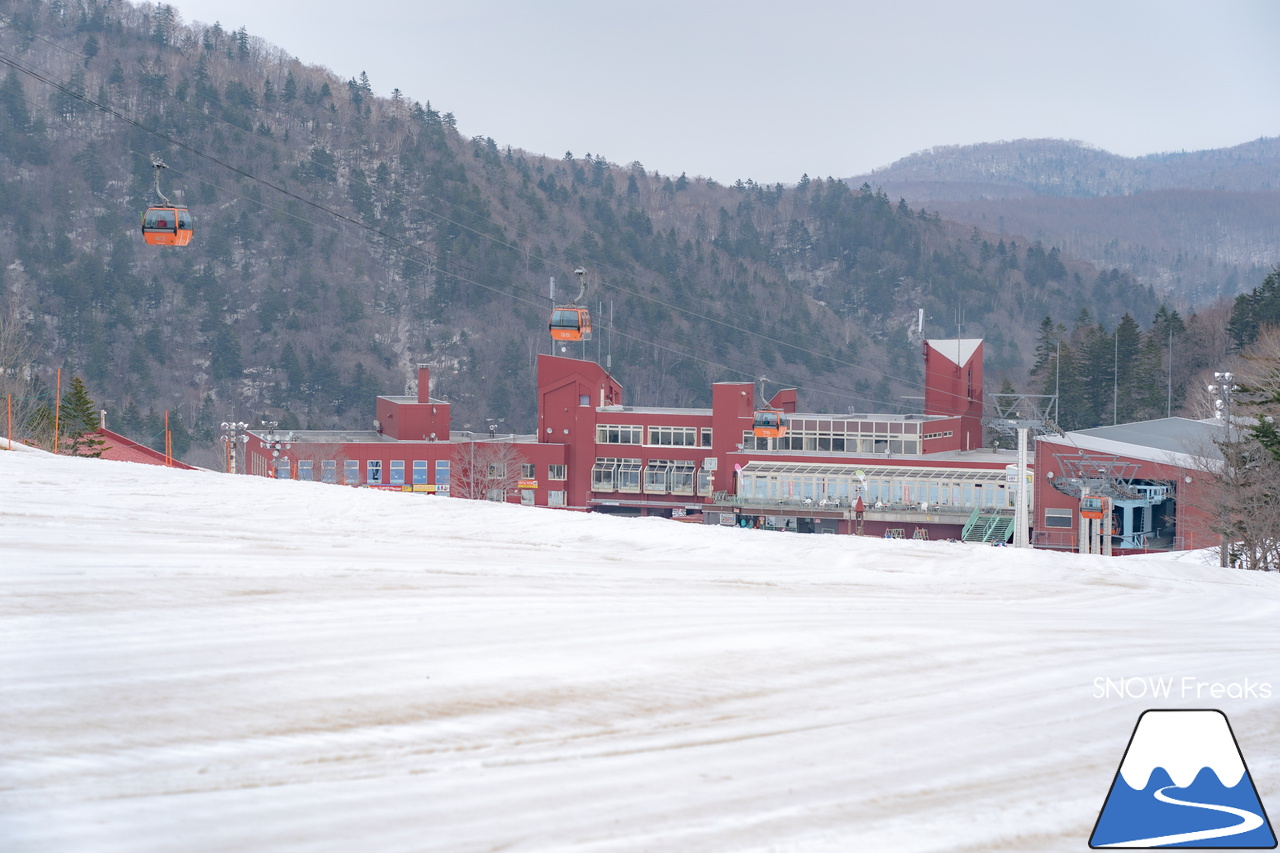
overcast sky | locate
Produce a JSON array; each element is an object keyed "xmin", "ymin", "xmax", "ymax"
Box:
[{"xmin": 165, "ymin": 0, "xmax": 1280, "ymax": 185}]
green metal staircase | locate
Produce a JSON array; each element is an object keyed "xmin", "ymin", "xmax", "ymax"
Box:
[{"xmin": 961, "ymin": 508, "xmax": 1016, "ymax": 544}]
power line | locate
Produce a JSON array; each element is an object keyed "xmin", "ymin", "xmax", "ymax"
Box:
[{"xmin": 0, "ymin": 25, "xmax": 983, "ymax": 414}]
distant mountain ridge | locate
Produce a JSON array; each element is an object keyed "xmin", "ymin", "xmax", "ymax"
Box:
[
  {"xmin": 856, "ymin": 137, "xmax": 1280, "ymax": 199},
  {"xmin": 849, "ymin": 138, "xmax": 1280, "ymax": 302}
]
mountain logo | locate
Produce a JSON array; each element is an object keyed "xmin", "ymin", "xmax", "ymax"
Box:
[{"xmin": 1090, "ymin": 709, "xmax": 1276, "ymax": 848}]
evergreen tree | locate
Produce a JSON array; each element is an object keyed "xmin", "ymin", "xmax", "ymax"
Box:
[
  {"xmin": 1030, "ymin": 315, "xmax": 1063, "ymax": 380},
  {"xmin": 1228, "ymin": 267, "xmax": 1280, "ymax": 348},
  {"xmin": 59, "ymin": 376, "xmax": 106, "ymax": 456},
  {"xmin": 1113, "ymin": 314, "xmax": 1142, "ymax": 423}
]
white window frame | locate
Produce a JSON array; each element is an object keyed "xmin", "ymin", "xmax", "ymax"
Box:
[
  {"xmin": 618, "ymin": 459, "xmax": 642, "ymax": 493},
  {"xmin": 596, "ymin": 424, "xmax": 644, "ymax": 444},
  {"xmin": 644, "ymin": 460, "xmax": 673, "ymax": 494},
  {"xmin": 1045, "ymin": 507, "xmax": 1074, "ymax": 528},
  {"xmin": 647, "ymin": 426, "xmax": 697, "ymax": 447}
]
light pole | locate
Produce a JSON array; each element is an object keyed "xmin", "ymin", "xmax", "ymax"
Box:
[
  {"xmin": 1207, "ymin": 371, "xmax": 1237, "ymax": 566},
  {"xmin": 1208, "ymin": 372, "xmax": 1236, "ymax": 440},
  {"xmin": 220, "ymin": 422, "xmax": 249, "ymax": 474}
]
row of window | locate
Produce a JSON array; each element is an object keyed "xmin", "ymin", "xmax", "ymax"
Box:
[
  {"xmin": 596, "ymin": 425, "xmax": 713, "ymax": 447},
  {"xmin": 743, "ymin": 432, "xmax": 922, "ymax": 455},
  {"xmin": 591, "ymin": 457, "xmax": 714, "ymax": 496},
  {"xmin": 272, "ymin": 459, "xmax": 569, "ymax": 486},
  {"xmin": 272, "ymin": 458, "xmax": 453, "ymax": 486},
  {"xmin": 737, "ymin": 472, "xmax": 1019, "ymax": 508}
]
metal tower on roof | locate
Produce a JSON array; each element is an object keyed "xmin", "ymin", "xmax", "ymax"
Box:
[{"xmin": 986, "ymin": 393, "xmax": 1062, "ymax": 549}]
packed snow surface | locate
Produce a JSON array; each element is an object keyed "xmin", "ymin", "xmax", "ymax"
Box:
[{"xmin": 2, "ymin": 448, "xmax": 1278, "ymax": 852}]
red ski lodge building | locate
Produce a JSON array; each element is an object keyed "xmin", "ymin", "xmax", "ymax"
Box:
[{"xmin": 241, "ymin": 337, "xmax": 1220, "ymax": 551}]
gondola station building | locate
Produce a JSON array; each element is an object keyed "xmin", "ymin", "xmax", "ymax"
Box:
[{"xmin": 243, "ymin": 338, "xmax": 1041, "ymax": 540}]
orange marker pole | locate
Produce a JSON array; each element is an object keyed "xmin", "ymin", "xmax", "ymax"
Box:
[
  {"xmin": 164, "ymin": 410, "xmax": 172, "ymax": 466},
  {"xmin": 7, "ymin": 394, "xmax": 11, "ymax": 450},
  {"xmin": 53, "ymin": 368, "xmax": 61, "ymax": 454}
]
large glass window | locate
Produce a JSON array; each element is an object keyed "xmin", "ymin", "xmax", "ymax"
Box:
[
  {"xmin": 367, "ymin": 460, "xmax": 383, "ymax": 485},
  {"xmin": 592, "ymin": 458, "xmax": 620, "ymax": 491},
  {"xmin": 412, "ymin": 460, "xmax": 428, "ymax": 485},
  {"xmin": 1045, "ymin": 508, "xmax": 1073, "ymax": 528},
  {"xmin": 648, "ymin": 426, "xmax": 698, "ymax": 447},
  {"xmin": 619, "ymin": 459, "xmax": 642, "ymax": 492},
  {"xmin": 435, "ymin": 460, "xmax": 451, "ymax": 488},
  {"xmin": 596, "ymin": 424, "xmax": 643, "ymax": 444},
  {"xmin": 670, "ymin": 461, "xmax": 696, "ymax": 495},
  {"xmin": 389, "ymin": 460, "xmax": 405, "ymax": 486},
  {"xmin": 644, "ymin": 460, "xmax": 672, "ymax": 493},
  {"xmin": 548, "ymin": 490, "xmax": 566, "ymax": 507},
  {"xmin": 322, "ymin": 460, "xmax": 337, "ymax": 484},
  {"xmin": 548, "ymin": 464, "xmax": 567, "ymax": 480},
  {"xmin": 297, "ymin": 460, "xmax": 314, "ymax": 481},
  {"xmin": 344, "ymin": 459, "xmax": 360, "ymax": 485}
]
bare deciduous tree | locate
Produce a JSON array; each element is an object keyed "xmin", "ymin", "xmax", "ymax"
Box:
[
  {"xmin": 450, "ymin": 441, "xmax": 525, "ymax": 501},
  {"xmin": 0, "ymin": 307, "xmax": 50, "ymax": 448}
]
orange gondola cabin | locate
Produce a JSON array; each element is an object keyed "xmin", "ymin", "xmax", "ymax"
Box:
[
  {"xmin": 141, "ymin": 206, "xmax": 194, "ymax": 246},
  {"xmin": 549, "ymin": 306, "xmax": 592, "ymax": 342},
  {"xmin": 752, "ymin": 409, "xmax": 787, "ymax": 439}
]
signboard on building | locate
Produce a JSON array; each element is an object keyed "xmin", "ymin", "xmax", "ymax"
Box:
[
  {"xmin": 402, "ymin": 484, "xmax": 449, "ymax": 493},
  {"xmin": 518, "ymin": 479, "xmax": 538, "ymax": 490}
]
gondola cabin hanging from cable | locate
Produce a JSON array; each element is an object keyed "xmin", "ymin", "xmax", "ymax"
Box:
[
  {"xmin": 549, "ymin": 306, "xmax": 592, "ymax": 342},
  {"xmin": 752, "ymin": 376, "xmax": 788, "ymax": 439},
  {"xmin": 549, "ymin": 267, "xmax": 592, "ymax": 342},
  {"xmin": 141, "ymin": 158, "xmax": 193, "ymax": 246},
  {"xmin": 752, "ymin": 408, "xmax": 787, "ymax": 439}
]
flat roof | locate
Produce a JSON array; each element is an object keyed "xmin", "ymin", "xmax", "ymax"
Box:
[
  {"xmin": 595, "ymin": 407, "xmax": 949, "ymax": 423},
  {"xmin": 246, "ymin": 429, "xmax": 540, "ymax": 445},
  {"xmin": 1038, "ymin": 417, "xmax": 1226, "ymax": 466},
  {"xmin": 598, "ymin": 406, "xmax": 714, "ymax": 417},
  {"xmin": 378, "ymin": 395, "xmax": 449, "ymax": 405},
  {"xmin": 734, "ymin": 447, "xmax": 1017, "ymax": 467}
]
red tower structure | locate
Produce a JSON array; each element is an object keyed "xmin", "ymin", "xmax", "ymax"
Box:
[{"xmin": 923, "ymin": 338, "xmax": 984, "ymax": 451}]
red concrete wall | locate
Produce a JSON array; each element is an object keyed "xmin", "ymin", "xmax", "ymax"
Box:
[
  {"xmin": 537, "ymin": 355, "xmax": 623, "ymax": 508},
  {"xmin": 923, "ymin": 340, "xmax": 984, "ymax": 451},
  {"xmin": 377, "ymin": 366, "xmax": 451, "ymax": 440},
  {"xmin": 711, "ymin": 381, "xmax": 755, "ymax": 494}
]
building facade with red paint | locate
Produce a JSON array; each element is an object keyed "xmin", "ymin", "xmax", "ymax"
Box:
[{"xmin": 241, "ymin": 338, "xmax": 1041, "ymax": 540}]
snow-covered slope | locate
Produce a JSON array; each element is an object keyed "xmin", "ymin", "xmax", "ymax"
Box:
[{"xmin": 2, "ymin": 450, "xmax": 1278, "ymax": 852}]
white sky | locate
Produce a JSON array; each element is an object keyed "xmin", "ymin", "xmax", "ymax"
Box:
[
  {"xmin": 163, "ymin": 0, "xmax": 1280, "ymax": 185},
  {"xmin": 3, "ymin": 446, "xmax": 1280, "ymax": 850}
]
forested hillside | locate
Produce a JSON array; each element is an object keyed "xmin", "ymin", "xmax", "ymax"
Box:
[
  {"xmin": 852, "ymin": 138, "xmax": 1280, "ymax": 306},
  {"xmin": 0, "ymin": 1, "xmax": 1173, "ymax": 463}
]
